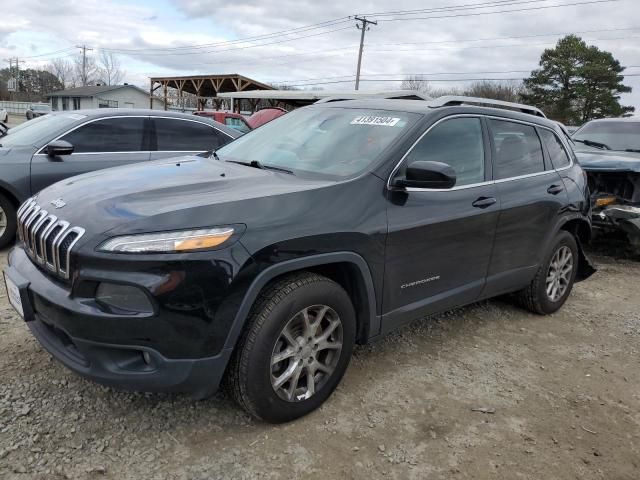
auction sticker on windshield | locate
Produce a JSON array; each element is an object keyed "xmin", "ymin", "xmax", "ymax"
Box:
[
  {"xmin": 4, "ymin": 274, "xmax": 24, "ymax": 318},
  {"xmin": 351, "ymin": 116, "xmax": 401, "ymax": 127}
]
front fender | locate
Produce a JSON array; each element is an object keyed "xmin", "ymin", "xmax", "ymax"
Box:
[{"xmin": 222, "ymin": 251, "xmax": 379, "ymax": 353}]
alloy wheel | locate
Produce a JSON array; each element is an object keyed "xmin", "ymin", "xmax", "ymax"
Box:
[
  {"xmin": 0, "ymin": 205, "xmax": 6, "ymax": 238},
  {"xmin": 546, "ymin": 245, "xmax": 574, "ymax": 302},
  {"xmin": 270, "ymin": 305, "xmax": 343, "ymax": 402}
]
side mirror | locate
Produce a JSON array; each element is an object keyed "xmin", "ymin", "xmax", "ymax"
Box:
[
  {"xmin": 392, "ymin": 161, "xmax": 457, "ymax": 189},
  {"xmin": 46, "ymin": 140, "xmax": 74, "ymax": 158}
]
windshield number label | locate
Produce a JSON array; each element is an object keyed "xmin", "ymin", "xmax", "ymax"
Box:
[{"xmin": 351, "ymin": 116, "xmax": 401, "ymax": 127}]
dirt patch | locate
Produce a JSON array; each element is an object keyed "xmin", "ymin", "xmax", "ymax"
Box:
[{"xmin": 0, "ymin": 247, "xmax": 639, "ymax": 479}]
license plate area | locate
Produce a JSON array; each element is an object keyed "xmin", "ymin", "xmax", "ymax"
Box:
[{"xmin": 4, "ymin": 268, "xmax": 35, "ymax": 322}]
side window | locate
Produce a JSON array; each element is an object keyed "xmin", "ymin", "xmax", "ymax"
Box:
[
  {"xmin": 61, "ymin": 117, "xmax": 145, "ymax": 153},
  {"xmin": 154, "ymin": 118, "xmax": 225, "ymax": 151},
  {"xmin": 489, "ymin": 119, "xmax": 545, "ymax": 179},
  {"xmin": 404, "ymin": 117, "xmax": 485, "ymax": 186},
  {"xmin": 539, "ymin": 129, "xmax": 571, "ymax": 169}
]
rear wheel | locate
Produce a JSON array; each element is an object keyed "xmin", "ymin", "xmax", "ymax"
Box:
[
  {"xmin": 225, "ymin": 272, "xmax": 356, "ymax": 423},
  {"xmin": 518, "ymin": 230, "xmax": 578, "ymax": 314},
  {"xmin": 0, "ymin": 193, "xmax": 17, "ymax": 249}
]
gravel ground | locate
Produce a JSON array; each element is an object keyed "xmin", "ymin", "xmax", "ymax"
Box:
[{"xmin": 0, "ymin": 246, "xmax": 639, "ymax": 480}]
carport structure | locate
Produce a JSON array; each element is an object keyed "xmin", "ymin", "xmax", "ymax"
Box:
[{"xmin": 149, "ymin": 74, "xmax": 274, "ymax": 111}]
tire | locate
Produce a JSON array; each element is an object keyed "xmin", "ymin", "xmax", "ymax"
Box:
[
  {"xmin": 225, "ymin": 272, "xmax": 356, "ymax": 423},
  {"xmin": 518, "ymin": 230, "xmax": 578, "ymax": 315},
  {"xmin": 0, "ymin": 193, "xmax": 17, "ymax": 249}
]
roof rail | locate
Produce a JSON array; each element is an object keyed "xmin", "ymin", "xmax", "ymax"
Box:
[{"xmin": 427, "ymin": 95, "xmax": 546, "ymax": 118}]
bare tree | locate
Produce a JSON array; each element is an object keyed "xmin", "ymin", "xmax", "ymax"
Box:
[
  {"xmin": 97, "ymin": 51, "xmax": 125, "ymax": 86},
  {"xmin": 464, "ymin": 80, "xmax": 525, "ymax": 103},
  {"xmin": 400, "ymin": 75, "xmax": 432, "ymax": 95},
  {"xmin": 73, "ymin": 53, "xmax": 98, "ymax": 87},
  {"xmin": 47, "ymin": 58, "xmax": 75, "ymax": 88}
]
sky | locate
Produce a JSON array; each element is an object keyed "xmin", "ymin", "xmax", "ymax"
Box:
[{"xmin": 1, "ymin": 0, "xmax": 640, "ymax": 110}]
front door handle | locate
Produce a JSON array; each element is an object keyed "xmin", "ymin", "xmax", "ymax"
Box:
[
  {"xmin": 472, "ymin": 196, "xmax": 497, "ymax": 209},
  {"xmin": 547, "ymin": 184, "xmax": 564, "ymax": 195}
]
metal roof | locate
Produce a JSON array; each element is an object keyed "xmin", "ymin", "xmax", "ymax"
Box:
[{"xmin": 149, "ymin": 74, "xmax": 274, "ymax": 97}]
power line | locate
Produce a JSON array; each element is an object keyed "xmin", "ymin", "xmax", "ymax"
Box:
[
  {"xmin": 276, "ymin": 65, "xmax": 640, "ymax": 86},
  {"xmin": 366, "ymin": 27, "xmax": 640, "ymax": 48},
  {"xmin": 215, "ymin": 32, "xmax": 640, "ymax": 76},
  {"xmin": 281, "ymin": 73, "xmax": 640, "ymax": 88},
  {"xmin": 99, "ymin": 25, "xmax": 353, "ymax": 57},
  {"xmin": 174, "ymin": 25, "xmax": 640, "ymax": 71},
  {"xmin": 19, "ymin": 47, "xmax": 77, "ymax": 59},
  {"xmin": 375, "ymin": 0, "xmax": 621, "ymax": 22},
  {"xmin": 99, "ymin": 18, "xmax": 353, "ymax": 53},
  {"xmin": 358, "ymin": 0, "xmax": 532, "ymax": 16},
  {"xmin": 79, "ymin": 1, "xmax": 533, "ymax": 54}
]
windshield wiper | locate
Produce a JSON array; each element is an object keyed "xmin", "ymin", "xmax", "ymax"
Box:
[
  {"xmin": 226, "ymin": 159, "xmax": 294, "ymax": 175},
  {"xmin": 199, "ymin": 149, "xmax": 221, "ymax": 160},
  {"xmin": 573, "ymin": 139, "xmax": 611, "ymax": 150}
]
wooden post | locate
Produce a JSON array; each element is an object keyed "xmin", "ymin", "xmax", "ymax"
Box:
[{"xmin": 163, "ymin": 81, "xmax": 168, "ymax": 111}]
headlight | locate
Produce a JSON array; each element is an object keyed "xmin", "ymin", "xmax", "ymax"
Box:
[{"xmin": 97, "ymin": 227, "xmax": 235, "ymax": 253}]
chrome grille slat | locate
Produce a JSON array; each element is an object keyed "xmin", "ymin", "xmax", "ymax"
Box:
[
  {"xmin": 23, "ymin": 206, "xmax": 42, "ymax": 252},
  {"xmin": 16, "ymin": 200, "xmax": 85, "ymax": 280}
]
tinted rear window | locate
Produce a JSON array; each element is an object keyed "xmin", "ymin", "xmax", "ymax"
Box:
[
  {"xmin": 154, "ymin": 118, "xmax": 224, "ymax": 151},
  {"xmin": 490, "ymin": 119, "xmax": 545, "ymax": 179},
  {"xmin": 539, "ymin": 129, "xmax": 571, "ymax": 169}
]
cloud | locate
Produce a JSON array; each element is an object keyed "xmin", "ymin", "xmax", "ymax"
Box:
[{"xmin": 2, "ymin": 0, "xmax": 640, "ymax": 109}]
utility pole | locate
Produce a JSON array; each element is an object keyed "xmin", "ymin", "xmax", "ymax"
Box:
[
  {"xmin": 354, "ymin": 16, "xmax": 377, "ymax": 91},
  {"xmin": 75, "ymin": 44, "xmax": 93, "ymax": 86},
  {"xmin": 4, "ymin": 57, "xmax": 23, "ymax": 99}
]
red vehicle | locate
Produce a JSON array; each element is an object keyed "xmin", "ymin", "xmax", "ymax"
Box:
[
  {"xmin": 247, "ymin": 107, "xmax": 287, "ymax": 129},
  {"xmin": 193, "ymin": 111, "xmax": 251, "ymax": 133}
]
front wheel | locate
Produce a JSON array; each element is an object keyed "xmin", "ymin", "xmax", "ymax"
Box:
[
  {"xmin": 225, "ymin": 272, "xmax": 356, "ymax": 423},
  {"xmin": 0, "ymin": 193, "xmax": 17, "ymax": 249},
  {"xmin": 518, "ymin": 230, "xmax": 578, "ymax": 315}
]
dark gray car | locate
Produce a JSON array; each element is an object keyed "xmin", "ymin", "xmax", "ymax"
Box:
[{"xmin": 0, "ymin": 109, "xmax": 240, "ymax": 247}]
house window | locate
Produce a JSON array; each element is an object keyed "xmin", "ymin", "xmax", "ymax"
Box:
[
  {"xmin": 98, "ymin": 98, "xmax": 118, "ymax": 108},
  {"xmin": 62, "ymin": 97, "xmax": 69, "ymax": 111},
  {"xmin": 51, "ymin": 98, "xmax": 58, "ymax": 111},
  {"xmin": 124, "ymin": 102, "xmax": 134, "ymax": 108},
  {"xmin": 72, "ymin": 97, "xmax": 81, "ymax": 110}
]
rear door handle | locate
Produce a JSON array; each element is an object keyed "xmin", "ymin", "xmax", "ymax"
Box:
[
  {"xmin": 547, "ymin": 184, "xmax": 564, "ymax": 195},
  {"xmin": 472, "ymin": 197, "xmax": 497, "ymax": 209}
]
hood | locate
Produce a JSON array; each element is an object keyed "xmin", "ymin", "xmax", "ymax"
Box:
[
  {"xmin": 34, "ymin": 156, "xmax": 330, "ymax": 236},
  {"xmin": 574, "ymin": 148, "xmax": 640, "ymax": 173}
]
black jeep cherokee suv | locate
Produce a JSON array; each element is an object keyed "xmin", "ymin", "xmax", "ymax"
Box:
[{"xmin": 5, "ymin": 98, "xmax": 594, "ymax": 423}]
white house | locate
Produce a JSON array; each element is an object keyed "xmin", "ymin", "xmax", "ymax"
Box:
[{"xmin": 47, "ymin": 84, "xmax": 165, "ymax": 111}]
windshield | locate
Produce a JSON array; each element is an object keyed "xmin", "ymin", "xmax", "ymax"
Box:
[
  {"xmin": 0, "ymin": 113, "xmax": 84, "ymax": 147},
  {"xmin": 31, "ymin": 104, "xmax": 51, "ymax": 112},
  {"xmin": 573, "ymin": 121, "xmax": 640, "ymax": 151},
  {"xmin": 216, "ymin": 107, "xmax": 419, "ymax": 179}
]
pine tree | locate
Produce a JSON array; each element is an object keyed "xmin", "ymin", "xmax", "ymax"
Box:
[{"xmin": 522, "ymin": 35, "xmax": 633, "ymax": 124}]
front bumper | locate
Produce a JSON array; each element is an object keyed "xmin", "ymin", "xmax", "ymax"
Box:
[
  {"xmin": 593, "ymin": 205, "xmax": 640, "ymax": 247},
  {"xmin": 5, "ymin": 247, "xmax": 246, "ymax": 398}
]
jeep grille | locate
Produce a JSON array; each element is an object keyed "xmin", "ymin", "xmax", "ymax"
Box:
[{"xmin": 16, "ymin": 199, "xmax": 85, "ymax": 280}]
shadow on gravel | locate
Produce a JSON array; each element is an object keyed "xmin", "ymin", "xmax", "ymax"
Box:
[{"xmin": 586, "ymin": 231, "xmax": 640, "ymax": 262}]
